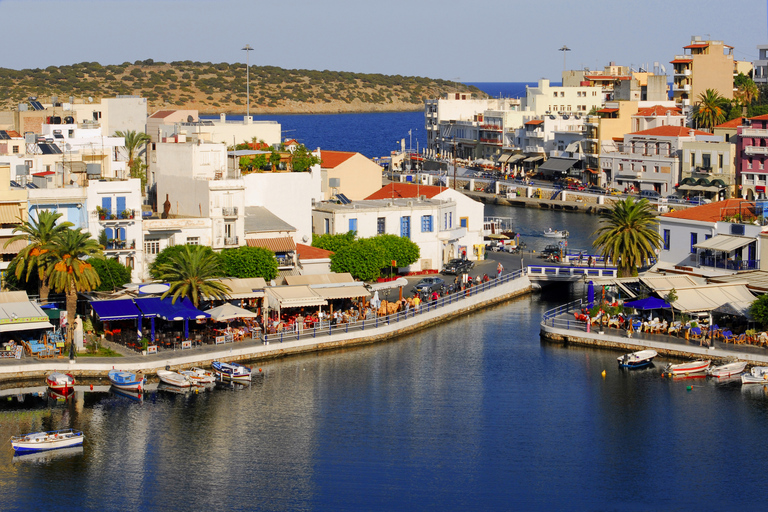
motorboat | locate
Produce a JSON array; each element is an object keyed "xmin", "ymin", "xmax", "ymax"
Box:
[
  {"xmin": 663, "ymin": 360, "xmax": 710, "ymax": 376},
  {"xmin": 751, "ymin": 366, "xmax": 768, "ymax": 378},
  {"xmin": 179, "ymin": 367, "xmax": 216, "ymax": 386},
  {"xmin": 617, "ymin": 349, "xmax": 657, "ymax": 368},
  {"xmin": 212, "ymin": 361, "xmax": 252, "ymax": 382},
  {"xmin": 10, "ymin": 428, "xmax": 84, "ymax": 454},
  {"xmin": 742, "ymin": 372, "xmax": 768, "ymax": 384},
  {"xmin": 46, "ymin": 372, "xmax": 75, "ymax": 393},
  {"xmin": 108, "ymin": 369, "xmax": 145, "ymax": 391},
  {"xmin": 707, "ymin": 361, "xmax": 747, "ymax": 378},
  {"xmin": 156, "ymin": 369, "xmax": 192, "ymax": 388},
  {"xmin": 543, "ymin": 228, "xmax": 568, "ymax": 238}
]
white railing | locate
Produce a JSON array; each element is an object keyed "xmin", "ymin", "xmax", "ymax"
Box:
[
  {"xmin": 745, "ymin": 146, "xmax": 768, "ymax": 155},
  {"xmin": 742, "ymin": 128, "xmax": 768, "ymax": 138},
  {"xmin": 526, "ymin": 265, "xmax": 618, "ymax": 280}
]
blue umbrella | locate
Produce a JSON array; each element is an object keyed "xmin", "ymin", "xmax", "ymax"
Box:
[
  {"xmin": 587, "ymin": 281, "xmax": 595, "ymax": 309},
  {"xmin": 624, "ymin": 296, "xmax": 670, "ymax": 310}
]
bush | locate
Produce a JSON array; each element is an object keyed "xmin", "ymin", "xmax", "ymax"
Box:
[
  {"xmin": 219, "ymin": 246, "xmax": 278, "ymax": 280},
  {"xmin": 330, "ymin": 238, "xmax": 387, "ymax": 282}
]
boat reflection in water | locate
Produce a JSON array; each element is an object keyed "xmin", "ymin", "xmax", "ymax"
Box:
[
  {"xmin": 12, "ymin": 445, "xmax": 84, "ymax": 464},
  {"xmin": 48, "ymin": 387, "xmax": 75, "ymax": 402},
  {"xmin": 110, "ymin": 385, "xmax": 144, "ymax": 402}
]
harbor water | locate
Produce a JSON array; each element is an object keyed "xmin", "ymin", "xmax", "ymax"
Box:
[{"xmin": 3, "ymin": 205, "xmax": 768, "ymax": 510}]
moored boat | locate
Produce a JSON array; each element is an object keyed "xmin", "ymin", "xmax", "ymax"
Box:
[
  {"xmin": 751, "ymin": 366, "xmax": 768, "ymax": 378},
  {"xmin": 664, "ymin": 360, "xmax": 710, "ymax": 376},
  {"xmin": 156, "ymin": 369, "xmax": 191, "ymax": 388},
  {"xmin": 617, "ymin": 349, "xmax": 657, "ymax": 368},
  {"xmin": 179, "ymin": 367, "xmax": 215, "ymax": 385},
  {"xmin": 46, "ymin": 372, "xmax": 75, "ymax": 392},
  {"xmin": 10, "ymin": 428, "xmax": 84, "ymax": 454},
  {"xmin": 108, "ymin": 369, "xmax": 145, "ymax": 391},
  {"xmin": 707, "ymin": 361, "xmax": 747, "ymax": 378},
  {"xmin": 543, "ymin": 228, "xmax": 568, "ymax": 238},
  {"xmin": 742, "ymin": 372, "xmax": 768, "ymax": 384},
  {"xmin": 212, "ymin": 361, "xmax": 252, "ymax": 382}
]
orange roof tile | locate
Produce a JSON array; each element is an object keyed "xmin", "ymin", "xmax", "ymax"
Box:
[
  {"xmin": 661, "ymin": 199, "xmax": 749, "ymax": 222},
  {"xmin": 684, "ymin": 43, "xmax": 709, "ymax": 49},
  {"xmin": 630, "ymin": 126, "xmax": 710, "ymax": 137},
  {"xmin": 365, "ymin": 183, "xmax": 444, "ymax": 200},
  {"xmin": 586, "ymin": 75, "xmax": 631, "ymax": 81},
  {"xmin": 5, "ymin": 130, "xmax": 20, "ymax": 138},
  {"xmin": 149, "ymin": 110, "xmax": 177, "ymax": 119},
  {"xmin": 296, "ymin": 243, "xmax": 333, "ymax": 260},
  {"xmin": 597, "ymin": 108, "xmax": 619, "ymax": 113},
  {"xmin": 715, "ymin": 117, "xmax": 746, "ymax": 128},
  {"xmin": 283, "ymin": 139, "xmax": 299, "ymax": 146},
  {"xmin": 320, "ymin": 150, "xmax": 357, "ymax": 168},
  {"xmin": 525, "ymin": 119, "xmax": 544, "ymax": 125},
  {"xmin": 670, "ymin": 59, "xmax": 693, "ymax": 64},
  {"xmin": 635, "ymin": 106, "xmax": 682, "ymax": 117},
  {"xmin": 750, "ymin": 113, "xmax": 768, "ymax": 121}
]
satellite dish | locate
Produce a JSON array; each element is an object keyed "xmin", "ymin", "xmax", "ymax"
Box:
[
  {"xmin": 187, "ymin": 115, "xmax": 194, "ymax": 122},
  {"xmin": 138, "ymin": 283, "xmax": 170, "ymax": 294},
  {"xmin": 29, "ymin": 96, "xmax": 37, "ymax": 101},
  {"xmin": 87, "ymin": 97, "xmax": 93, "ymax": 103}
]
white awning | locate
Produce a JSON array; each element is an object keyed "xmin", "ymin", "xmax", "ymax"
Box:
[
  {"xmin": 266, "ymin": 286, "xmax": 328, "ymax": 308},
  {"xmin": 693, "ymin": 235, "xmax": 754, "ymax": 252},
  {"xmin": 658, "ymin": 283, "xmax": 756, "ymax": 313},
  {"xmin": 565, "ymin": 142, "xmax": 580, "ymax": 153},
  {"xmin": 0, "ymin": 321, "xmax": 54, "ymax": 333},
  {"xmin": 366, "ymin": 278, "xmax": 409, "ymax": 291},
  {"xmin": 314, "ymin": 285, "xmax": 371, "ymax": 300}
]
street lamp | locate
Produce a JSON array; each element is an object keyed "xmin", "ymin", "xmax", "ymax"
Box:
[
  {"xmin": 242, "ymin": 44, "xmax": 254, "ymax": 117},
  {"xmin": 558, "ymin": 45, "xmax": 571, "ymax": 72}
]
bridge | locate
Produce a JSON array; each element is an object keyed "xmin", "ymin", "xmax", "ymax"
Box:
[{"xmin": 526, "ymin": 265, "xmax": 618, "ymax": 282}]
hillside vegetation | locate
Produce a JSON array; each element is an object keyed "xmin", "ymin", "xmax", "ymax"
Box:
[{"xmin": 0, "ymin": 60, "xmax": 484, "ymax": 114}]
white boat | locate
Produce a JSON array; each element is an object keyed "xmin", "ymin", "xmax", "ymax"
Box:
[
  {"xmin": 751, "ymin": 366, "xmax": 768, "ymax": 377},
  {"xmin": 617, "ymin": 349, "xmax": 657, "ymax": 368},
  {"xmin": 707, "ymin": 361, "xmax": 747, "ymax": 378},
  {"xmin": 543, "ymin": 228, "xmax": 568, "ymax": 238},
  {"xmin": 156, "ymin": 369, "xmax": 192, "ymax": 388},
  {"xmin": 664, "ymin": 360, "xmax": 710, "ymax": 376},
  {"xmin": 10, "ymin": 428, "xmax": 84, "ymax": 454},
  {"xmin": 742, "ymin": 372, "xmax": 768, "ymax": 384},
  {"xmin": 108, "ymin": 369, "xmax": 145, "ymax": 391},
  {"xmin": 179, "ymin": 367, "xmax": 215, "ymax": 386},
  {"xmin": 46, "ymin": 372, "xmax": 75, "ymax": 393},
  {"xmin": 212, "ymin": 361, "xmax": 252, "ymax": 382}
]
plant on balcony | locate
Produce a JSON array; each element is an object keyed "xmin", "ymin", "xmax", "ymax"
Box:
[
  {"xmin": 121, "ymin": 209, "xmax": 132, "ymax": 219},
  {"xmin": 96, "ymin": 205, "xmax": 107, "ymax": 220},
  {"xmin": 109, "ymin": 213, "xmax": 117, "ymax": 220}
]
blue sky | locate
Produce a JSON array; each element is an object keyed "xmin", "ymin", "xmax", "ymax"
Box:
[{"xmin": 2, "ymin": 0, "xmax": 766, "ymax": 82}]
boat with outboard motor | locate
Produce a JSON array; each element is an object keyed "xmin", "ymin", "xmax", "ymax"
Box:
[
  {"xmin": 617, "ymin": 349, "xmax": 657, "ymax": 368},
  {"xmin": 10, "ymin": 428, "xmax": 84, "ymax": 454}
]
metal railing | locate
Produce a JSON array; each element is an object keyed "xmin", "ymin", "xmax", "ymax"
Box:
[
  {"xmin": 105, "ymin": 239, "xmax": 136, "ymax": 251},
  {"xmin": 260, "ymin": 269, "xmax": 524, "ymax": 344},
  {"xmin": 527, "ymin": 266, "xmax": 618, "ymax": 279},
  {"xmin": 222, "ymin": 207, "xmax": 238, "ymax": 216},
  {"xmin": 699, "ymin": 256, "xmax": 759, "ymax": 271},
  {"xmin": 541, "ymin": 298, "xmax": 588, "ymax": 331},
  {"xmin": 224, "ymin": 236, "xmax": 239, "ymax": 246}
]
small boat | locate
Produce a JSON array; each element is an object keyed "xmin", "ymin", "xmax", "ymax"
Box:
[
  {"xmin": 742, "ymin": 372, "xmax": 768, "ymax": 384},
  {"xmin": 664, "ymin": 360, "xmax": 710, "ymax": 376},
  {"xmin": 48, "ymin": 388, "xmax": 75, "ymax": 401},
  {"xmin": 46, "ymin": 372, "xmax": 75, "ymax": 393},
  {"xmin": 10, "ymin": 428, "xmax": 84, "ymax": 454},
  {"xmin": 751, "ymin": 366, "xmax": 768, "ymax": 378},
  {"xmin": 156, "ymin": 369, "xmax": 191, "ymax": 388},
  {"xmin": 212, "ymin": 361, "xmax": 252, "ymax": 382},
  {"xmin": 108, "ymin": 369, "xmax": 145, "ymax": 391},
  {"xmin": 617, "ymin": 349, "xmax": 657, "ymax": 368},
  {"xmin": 179, "ymin": 367, "xmax": 216, "ymax": 386},
  {"xmin": 707, "ymin": 361, "xmax": 747, "ymax": 378},
  {"xmin": 543, "ymin": 228, "xmax": 568, "ymax": 238}
]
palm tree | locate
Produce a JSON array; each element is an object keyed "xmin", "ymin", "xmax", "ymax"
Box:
[
  {"xmin": 5, "ymin": 210, "xmax": 73, "ymax": 304},
  {"xmin": 592, "ymin": 197, "xmax": 662, "ymax": 278},
  {"xmin": 734, "ymin": 81, "xmax": 759, "ymax": 106},
  {"xmin": 114, "ymin": 129, "xmax": 151, "ymax": 171},
  {"xmin": 692, "ymin": 89, "xmax": 727, "ymax": 131},
  {"xmin": 153, "ymin": 245, "xmax": 230, "ymax": 307},
  {"xmin": 46, "ymin": 229, "xmax": 103, "ymax": 355}
]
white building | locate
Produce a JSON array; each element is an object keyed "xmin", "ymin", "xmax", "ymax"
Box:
[
  {"xmin": 69, "ymin": 96, "xmax": 148, "ymax": 136},
  {"xmin": 522, "ymin": 79, "xmax": 603, "ymax": 116},
  {"xmin": 142, "ymin": 217, "xmax": 213, "ymax": 279}
]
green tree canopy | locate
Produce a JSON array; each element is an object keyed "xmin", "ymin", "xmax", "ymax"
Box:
[
  {"xmin": 149, "ymin": 244, "xmax": 219, "ymax": 280},
  {"xmin": 153, "ymin": 244, "xmax": 230, "ymax": 306},
  {"xmin": 219, "ymin": 246, "xmax": 278, "ymax": 280},
  {"xmin": 330, "ymin": 238, "xmax": 387, "ymax": 281},
  {"xmin": 750, "ymin": 294, "xmax": 768, "ymax": 328},
  {"xmin": 312, "ymin": 231, "xmax": 356, "ymax": 253},
  {"xmin": 371, "ymin": 234, "xmax": 420, "ymax": 267},
  {"xmin": 91, "ymin": 258, "xmax": 132, "ymax": 291},
  {"xmin": 692, "ymin": 89, "xmax": 727, "ymax": 130},
  {"xmin": 291, "ymin": 144, "xmax": 321, "ymax": 172}
]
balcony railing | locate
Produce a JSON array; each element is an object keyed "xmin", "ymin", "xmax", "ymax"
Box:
[
  {"xmin": 105, "ymin": 239, "xmax": 136, "ymax": 251},
  {"xmin": 95, "ymin": 209, "xmax": 136, "ymax": 221},
  {"xmin": 525, "ymin": 145, "xmax": 544, "ymax": 153},
  {"xmin": 222, "ymin": 206, "xmax": 238, "ymax": 217},
  {"xmin": 479, "ymin": 124, "xmax": 502, "ymax": 131},
  {"xmin": 673, "ymin": 69, "xmax": 691, "ymax": 77},
  {"xmin": 479, "ymin": 138, "xmax": 502, "ymax": 144},
  {"xmin": 276, "ymin": 256, "xmax": 293, "ymax": 267},
  {"xmin": 525, "ymin": 131, "xmax": 544, "ymax": 138},
  {"xmin": 699, "ymin": 255, "xmax": 759, "ymax": 271},
  {"xmin": 224, "ymin": 236, "xmax": 239, "ymax": 246},
  {"xmin": 745, "ymin": 146, "xmax": 768, "ymax": 155},
  {"xmin": 742, "ymin": 128, "xmax": 768, "ymax": 138},
  {"xmin": 673, "ymin": 84, "xmax": 691, "ymax": 92}
]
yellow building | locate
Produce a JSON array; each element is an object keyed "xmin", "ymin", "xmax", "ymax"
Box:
[
  {"xmin": 671, "ymin": 37, "xmax": 735, "ymax": 105},
  {"xmin": 320, "ymin": 150, "xmax": 383, "ymax": 201}
]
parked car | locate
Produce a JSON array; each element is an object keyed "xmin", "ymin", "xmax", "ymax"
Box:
[
  {"xmin": 587, "ymin": 185, "xmax": 607, "ymax": 195},
  {"xmin": 441, "ymin": 259, "xmax": 474, "ymax": 275},
  {"xmin": 688, "ymin": 196, "xmax": 712, "ymax": 205},
  {"xmin": 414, "ymin": 277, "xmax": 446, "ymax": 293},
  {"xmin": 541, "ymin": 245, "xmax": 561, "ymax": 258},
  {"xmin": 567, "ymin": 182, "xmax": 586, "ymax": 191},
  {"xmin": 665, "ymin": 195, "xmax": 687, "ymax": 204},
  {"xmin": 607, "ymin": 188, "xmax": 622, "ymax": 196}
]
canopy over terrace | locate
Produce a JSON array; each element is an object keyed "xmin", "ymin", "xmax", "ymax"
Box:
[
  {"xmin": 0, "ymin": 300, "xmax": 54, "ymax": 333},
  {"xmin": 205, "ymin": 302, "xmax": 260, "ymax": 322},
  {"xmin": 285, "ymin": 272, "xmax": 371, "ymax": 300},
  {"xmin": 92, "ymin": 297, "xmax": 211, "ymax": 341},
  {"xmin": 652, "ymin": 282, "xmax": 755, "ymax": 313},
  {"xmin": 265, "ymin": 285, "xmax": 327, "ymax": 316}
]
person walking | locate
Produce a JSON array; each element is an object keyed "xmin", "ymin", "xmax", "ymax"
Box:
[{"xmin": 497, "ymin": 261, "xmax": 503, "ymax": 278}]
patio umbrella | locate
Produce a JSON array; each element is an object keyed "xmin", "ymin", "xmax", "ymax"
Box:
[
  {"xmin": 205, "ymin": 302, "xmax": 260, "ymax": 322},
  {"xmin": 587, "ymin": 281, "xmax": 595, "ymax": 309},
  {"xmin": 623, "ymin": 297, "xmax": 671, "ymax": 310}
]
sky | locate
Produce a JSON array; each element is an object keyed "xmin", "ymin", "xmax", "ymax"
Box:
[{"xmin": 1, "ymin": 0, "xmax": 767, "ymax": 82}]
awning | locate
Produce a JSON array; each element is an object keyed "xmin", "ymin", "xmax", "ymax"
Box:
[
  {"xmin": 134, "ymin": 297, "xmax": 210, "ymax": 320},
  {"xmin": 266, "ymin": 286, "xmax": 327, "ymax": 308},
  {"xmin": 536, "ymin": 158, "xmax": 578, "ymax": 174},
  {"xmin": 497, "ymin": 153, "xmax": 512, "ymax": 163},
  {"xmin": 506, "ymin": 154, "xmax": 525, "ymax": 164},
  {"xmin": 285, "ymin": 273, "xmax": 355, "ymax": 286},
  {"xmin": 664, "ymin": 284, "xmax": 756, "ymax": 313},
  {"xmin": 246, "ymin": 237, "xmax": 296, "ymax": 253},
  {"xmin": 523, "ymin": 156, "xmax": 544, "ymax": 163},
  {"xmin": 0, "ymin": 321, "xmax": 54, "ymax": 333},
  {"xmin": 0, "ymin": 204, "xmax": 22, "ymax": 224},
  {"xmin": 0, "ymin": 301, "xmax": 53, "ymax": 332},
  {"xmin": 0, "ymin": 238, "xmax": 26, "ymax": 255},
  {"xmin": 565, "ymin": 142, "xmax": 580, "ymax": 153},
  {"xmin": 367, "ymin": 277, "xmax": 409, "ymax": 291},
  {"xmin": 90, "ymin": 299, "xmax": 142, "ymax": 321},
  {"xmin": 205, "ymin": 303, "xmax": 260, "ymax": 322},
  {"xmin": 216, "ymin": 277, "xmax": 266, "ymax": 299},
  {"xmin": 712, "ymin": 301, "xmax": 753, "ymax": 319},
  {"xmin": 693, "ymin": 235, "xmax": 754, "ymax": 252},
  {"xmin": 314, "ymin": 285, "xmax": 371, "ymax": 300}
]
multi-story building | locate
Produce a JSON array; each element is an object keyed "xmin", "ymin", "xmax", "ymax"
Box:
[
  {"xmin": 319, "ymin": 150, "xmax": 382, "ymax": 201},
  {"xmin": 670, "ymin": 37, "xmax": 735, "ymax": 105},
  {"xmin": 0, "ymin": 164, "xmax": 28, "ymax": 277},
  {"xmin": 736, "ymin": 114, "xmax": 768, "ymax": 200},
  {"xmin": 142, "ymin": 217, "xmax": 213, "ymax": 280},
  {"xmin": 523, "ymin": 79, "xmax": 603, "ymax": 117},
  {"xmin": 753, "ymin": 45, "xmax": 768, "ymax": 85},
  {"xmin": 678, "ymin": 138, "xmax": 736, "ymax": 200}
]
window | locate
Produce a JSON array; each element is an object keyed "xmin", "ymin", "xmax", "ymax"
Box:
[
  {"xmin": 125, "ymin": 256, "xmax": 134, "ymax": 269},
  {"xmin": 560, "ymin": 92, "xmax": 564, "ymax": 97},
  {"xmin": 702, "ymin": 153, "xmax": 711, "ymax": 169},
  {"xmin": 324, "ymin": 218, "xmax": 330, "ymax": 234},
  {"xmin": 400, "ymin": 216, "xmax": 411, "ymax": 239},
  {"xmin": 553, "ymin": 92, "xmax": 558, "ymax": 98},
  {"xmin": 449, "ymin": 212, "xmax": 453, "ymax": 228},
  {"xmin": 460, "ymin": 217, "xmax": 468, "ymax": 228},
  {"xmin": 145, "ymin": 239, "xmax": 160, "ymax": 255},
  {"xmin": 377, "ymin": 217, "xmax": 385, "ymax": 234},
  {"xmin": 690, "ymin": 232, "xmax": 698, "ymax": 254},
  {"xmin": 421, "ymin": 215, "xmax": 433, "ymax": 232},
  {"xmin": 690, "ymin": 152, "xmax": 696, "ymax": 167},
  {"xmin": 224, "ymin": 222, "xmax": 234, "ymax": 238},
  {"xmin": 663, "ymin": 229, "xmax": 670, "ymax": 250},
  {"xmin": 348, "ymin": 218, "xmax": 358, "ymax": 233},
  {"xmin": 444, "ymin": 213, "xmax": 448, "ymax": 230},
  {"xmin": 12, "ymin": 146, "xmax": 19, "ymax": 154},
  {"xmin": 718, "ymin": 154, "xmax": 723, "ymax": 170},
  {"xmin": 186, "ymin": 237, "xmax": 200, "ymax": 245}
]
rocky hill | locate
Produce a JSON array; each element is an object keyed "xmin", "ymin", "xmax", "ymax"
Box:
[{"xmin": 0, "ymin": 60, "xmax": 485, "ymax": 114}]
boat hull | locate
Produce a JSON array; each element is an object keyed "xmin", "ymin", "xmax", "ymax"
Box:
[
  {"xmin": 707, "ymin": 361, "xmax": 747, "ymax": 378},
  {"xmin": 108, "ymin": 370, "xmax": 145, "ymax": 390},
  {"xmin": 618, "ymin": 350, "xmax": 657, "ymax": 368},
  {"xmin": 46, "ymin": 373, "xmax": 75, "ymax": 392},
  {"xmin": 212, "ymin": 361, "xmax": 252, "ymax": 382},
  {"xmin": 666, "ymin": 360, "xmax": 710, "ymax": 376},
  {"xmin": 11, "ymin": 429, "xmax": 84, "ymax": 454},
  {"xmin": 742, "ymin": 373, "xmax": 768, "ymax": 384},
  {"xmin": 157, "ymin": 370, "xmax": 191, "ymax": 388}
]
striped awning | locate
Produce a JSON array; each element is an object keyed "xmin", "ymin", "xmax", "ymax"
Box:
[
  {"xmin": 0, "ymin": 204, "xmax": 22, "ymax": 224},
  {"xmin": 0, "ymin": 238, "xmax": 26, "ymax": 255},
  {"xmin": 246, "ymin": 237, "xmax": 296, "ymax": 253}
]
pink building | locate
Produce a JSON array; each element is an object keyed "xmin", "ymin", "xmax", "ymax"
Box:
[{"xmin": 737, "ymin": 114, "xmax": 768, "ymax": 200}]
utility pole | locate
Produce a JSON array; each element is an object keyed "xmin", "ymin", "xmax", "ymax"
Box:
[
  {"xmin": 242, "ymin": 44, "xmax": 254, "ymax": 117},
  {"xmin": 559, "ymin": 45, "xmax": 571, "ymax": 73}
]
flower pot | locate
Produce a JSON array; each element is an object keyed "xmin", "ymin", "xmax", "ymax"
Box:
[{"xmin": 141, "ymin": 350, "xmax": 147, "ymax": 356}]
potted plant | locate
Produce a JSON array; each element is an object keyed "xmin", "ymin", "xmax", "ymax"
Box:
[
  {"xmin": 141, "ymin": 337, "xmax": 149, "ymax": 355},
  {"xmin": 96, "ymin": 205, "xmax": 107, "ymax": 220},
  {"xmin": 121, "ymin": 209, "xmax": 132, "ymax": 219}
]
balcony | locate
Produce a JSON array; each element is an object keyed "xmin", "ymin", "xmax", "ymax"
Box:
[
  {"xmin": 224, "ymin": 236, "xmax": 239, "ymax": 246},
  {"xmin": 673, "ymin": 84, "xmax": 691, "ymax": 92},
  {"xmin": 673, "ymin": 69, "xmax": 691, "ymax": 77},
  {"xmin": 699, "ymin": 255, "xmax": 759, "ymax": 271},
  {"xmin": 95, "ymin": 209, "xmax": 136, "ymax": 221},
  {"xmin": 742, "ymin": 128, "xmax": 768, "ymax": 138},
  {"xmin": 104, "ymin": 239, "xmax": 136, "ymax": 252},
  {"xmin": 276, "ymin": 255, "xmax": 294, "ymax": 268},
  {"xmin": 525, "ymin": 145, "xmax": 545, "ymax": 153},
  {"xmin": 479, "ymin": 138, "xmax": 502, "ymax": 145},
  {"xmin": 479, "ymin": 124, "xmax": 502, "ymax": 131},
  {"xmin": 745, "ymin": 146, "xmax": 768, "ymax": 156},
  {"xmin": 222, "ymin": 206, "xmax": 238, "ymax": 217},
  {"xmin": 525, "ymin": 131, "xmax": 544, "ymax": 138}
]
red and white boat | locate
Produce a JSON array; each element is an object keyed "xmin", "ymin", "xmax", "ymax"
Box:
[
  {"xmin": 707, "ymin": 361, "xmax": 747, "ymax": 378},
  {"xmin": 664, "ymin": 360, "xmax": 710, "ymax": 376},
  {"xmin": 46, "ymin": 373, "xmax": 75, "ymax": 393}
]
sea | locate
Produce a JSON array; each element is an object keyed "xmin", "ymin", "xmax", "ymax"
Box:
[{"xmin": 5, "ymin": 100, "xmax": 768, "ymax": 510}]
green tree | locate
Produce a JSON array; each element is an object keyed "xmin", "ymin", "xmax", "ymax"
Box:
[
  {"xmin": 371, "ymin": 234, "xmax": 420, "ymax": 267},
  {"xmin": 665, "ymin": 288, "xmax": 678, "ymax": 322},
  {"xmin": 291, "ymin": 144, "xmax": 321, "ymax": 172},
  {"xmin": 149, "ymin": 244, "xmax": 218, "ymax": 280},
  {"xmin": 750, "ymin": 294, "xmax": 768, "ymax": 328},
  {"xmin": 734, "ymin": 73, "xmax": 758, "ymax": 106},
  {"xmin": 46, "ymin": 229, "xmax": 103, "ymax": 354},
  {"xmin": 592, "ymin": 197, "xmax": 662, "ymax": 278},
  {"xmin": 312, "ymin": 231, "xmax": 356, "ymax": 252},
  {"xmin": 115, "ymin": 130, "xmax": 151, "ymax": 191},
  {"xmin": 5, "ymin": 210, "xmax": 73, "ymax": 304},
  {"xmin": 269, "ymin": 150, "xmax": 282, "ymax": 170},
  {"xmin": 219, "ymin": 246, "xmax": 278, "ymax": 280},
  {"xmin": 692, "ymin": 89, "xmax": 727, "ymax": 131},
  {"xmin": 91, "ymin": 258, "xmax": 132, "ymax": 291},
  {"xmin": 330, "ymin": 238, "xmax": 387, "ymax": 281},
  {"xmin": 153, "ymin": 245, "xmax": 230, "ymax": 307}
]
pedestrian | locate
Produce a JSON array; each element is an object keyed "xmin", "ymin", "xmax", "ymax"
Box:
[
  {"xmin": 497, "ymin": 261, "xmax": 503, "ymax": 278},
  {"xmin": 587, "ymin": 255, "xmax": 593, "ymax": 267},
  {"xmin": 578, "ymin": 252, "xmax": 583, "ymax": 266}
]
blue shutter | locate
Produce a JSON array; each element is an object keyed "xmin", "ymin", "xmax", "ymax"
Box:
[
  {"xmin": 101, "ymin": 197, "xmax": 112, "ymax": 212},
  {"xmin": 105, "ymin": 227, "xmax": 113, "ymax": 239},
  {"xmin": 119, "ymin": 228, "xmax": 126, "ymax": 241},
  {"xmin": 116, "ymin": 196, "xmax": 126, "ymax": 214},
  {"xmin": 349, "ymin": 218, "xmax": 357, "ymax": 233}
]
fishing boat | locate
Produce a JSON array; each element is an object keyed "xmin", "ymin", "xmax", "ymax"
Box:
[
  {"xmin": 212, "ymin": 361, "xmax": 252, "ymax": 382},
  {"xmin": 543, "ymin": 228, "xmax": 568, "ymax": 238},
  {"xmin": 46, "ymin": 372, "xmax": 75, "ymax": 393},
  {"xmin": 617, "ymin": 349, "xmax": 657, "ymax": 368},
  {"xmin": 108, "ymin": 369, "xmax": 145, "ymax": 391},
  {"xmin": 663, "ymin": 360, "xmax": 710, "ymax": 376},
  {"xmin": 742, "ymin": 372, "xmax": 768, "ymax": 384},
  {"xmin": 707, "ymin": 361, "xmax": 747, "ymax": 378},
  {"xmin": 111, "ymin": 386, "xmax": 144, "ymax": 401},
  {"xmin": 179, "ymin": 367, "xmax": 215, "ymax": 386},
  {"xmin": 156, "ymin": 369, "xmax": 191, "ymax": 388},
  {"xmin": 751, "ymin": 366, "xmax": 768, "ymax": 378},
  {"xmin": 10, "ymin": 428, "xmax": 84, "ymax": 454}
]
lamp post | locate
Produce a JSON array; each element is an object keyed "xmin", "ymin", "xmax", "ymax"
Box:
[
  {"xmin": 558, "ymin": 45, "xmax": 571, "ymax": 72},
  {"xmin": 242, "ymin": 44, "xmax": 254, "ymax": 117}
]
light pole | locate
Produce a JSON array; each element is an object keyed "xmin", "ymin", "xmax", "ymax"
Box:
[
  {"xmin": 242, "ymin": 44, "xmax": 254, "ymax": 117},
  {"xmin": 558, "ymin": 45, "xmax": 571, "ymax": 72}
]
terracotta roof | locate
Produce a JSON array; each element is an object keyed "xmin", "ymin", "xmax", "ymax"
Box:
[
  {"xmin": 246, "ymin": 237, "xmax": 296, "ymax": 252},
  {"xmin": 670, "ymin": 59, "xmax": 693, "ymax": 64},
  {"xmin": 296, "ymin": 243, "xmax": 333, "ymax": 260},
  {"xmin": 149, "ymin": 110, "xmax": 177, "ymax": 119},
  {"xmin": 684, "ymin": 43, "xmax": 709, "ymax": 49},
  {"xmin": 524, "ymin": 119, "xmax": 544, "ymax": 125},
  {"xmin": 365, "ymin": 183, "xmax": 444, "ymax": 200},
  {"xmin": 635, "ymin": 106, "xmax": 682, "ymax": 117},
  {"xmin": 661, "ymin": 199, "xmax": 749, "ymax": 222},
  {"xmin": 629, "ymin": 126, "xmax": 710, "ymax": 137},
  {"xmin": 750, "ymin": 114, "xmax": 768, "ymax": 121},
  {"xmin": 586, "ymin": 75, "xmax": 631, "ymax": 81},
  {"xmin": 283, "ymin": 139, "xmax": 299, "ymax": 146},
  {"xmin": 5, "ymin": 130, "xmax": 20, "ymax": 138},
  {"xmin": 715, "ymin": 117, "xmax": 746, "ymax": 128},
  {"xmin": 320, "ymin": 150, "xmax": 357, "ymax": 168},
  {"xmin": 597, "ymin": 108, "xmax": 619, "ymax": 113}
]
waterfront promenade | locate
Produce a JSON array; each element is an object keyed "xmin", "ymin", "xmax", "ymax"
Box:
[{"xmin": 0, "ymin": 270, "xmax": 532, "ymax": 385}]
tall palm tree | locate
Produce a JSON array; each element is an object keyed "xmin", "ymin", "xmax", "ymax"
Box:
[
  {"xmin": 114, "ymin": 129, "xmax": 151, "ymax": 173},
  {"xmin": 153, "ymin": 245, "xmax": 230, "ymax": 307},
  {"xmin": 692, "ymin": 89, "xmax": 727, "ymax": 131},
  {"xmin": 734, "ymin": 81, "xmax": 759, "ymax": 106},
  {"xmin": 46, "ymin": 229, "xmax": 103, "ymax": 354},
  {"xmin": 592, "ymin": 197, "xmax": 662, "ymax": 278},
  {"xmin": 5, "ymin": 210, "xmax": 73, "ymax": 304}
]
